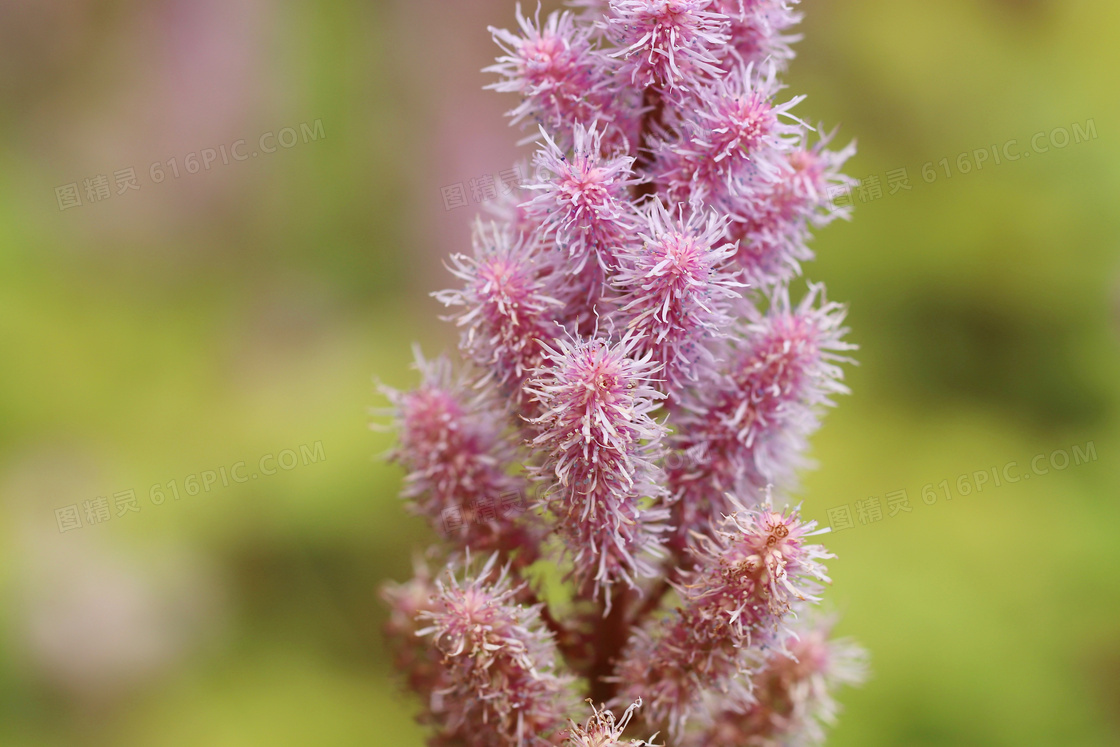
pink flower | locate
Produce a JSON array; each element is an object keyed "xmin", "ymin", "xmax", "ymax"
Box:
[
  {"xmin": 611, "ymin": 199, "xmax": 744, "ymax": 393},
  {"xmin": 382, "ymin": 1, "xmax": 864, "ymax": 742},
  {"xmin": 487, "ymin": 7, "xmax": 633, "ymax": 146},
  {"xmin": 416, "ymin": 554, "xmax": 575, "ymax": 746},
  {"xmin": 721, "ymin": 284, "xmax": 853, "ymax": 489},
  {"xmin": 380, "ymin": 350, "xmax": 529, "ymax": 553},
  {"xmin": 608, "ymin": 0, "xmax": 730, "ymax": 92},
  {"xmin": 566, "ymin": 699, "xmax": 660, "ymax": 746},
  {"xmin": 726, "ymin": 128, "xmax": 857, "ymax": 286},
  {"xmin": 614, "ymin": 499, "xmax": 832, "ymax": 736},
  {"xmin": 524, "ymin": 123, "xmax": 643, "ymax": 314},
  {"xmin": 434, "ymin": 220, "xmax": 564, "ymax": 398},
  {"xmin": 667, "ymin": 284, "xmax": 852, "ymax": 538},
  {"xmin": 660, "ymin": 62, "xmax": 805, "ymax": 206},
  {"xmin": 690, "ymin": 502, "xmax": 833, "ymax": 623},
  {"xmin": 692, "ymin": 617, "xmax": 867, "ymax": 746},
  {"xmin": 526, "ymin": 333, "xmax": 669, "ymax": 600}
]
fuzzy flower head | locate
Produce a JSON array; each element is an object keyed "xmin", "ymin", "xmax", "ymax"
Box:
[
  {"xmin": 664, "ymin": 283, "xmax": 852, "ymax": 546},
  {"xmin": 671, "ymin": 283, "xmax": 853, "ymax": 508},
  {"xmin": 612, "ymin": 199, "xmax": 743, "ymax": 392},
  {"xmin": 740, "ymin": 286, "xmax": 852, "ymax": 413},
  {"xmin": 697, "ymin": 618, "xmax": 868, "ymax": 747},
  {"xmin": 380, "ymin": 350, "xmax": 525, "ymax": 546},
  {"xmin": 691, "ymin": 499, "xmax": 833, "ymax": 629},
  {"xmin": 434, "ymin": 220, "xmax": 564, "ymax": 397},
  {"xmin": 612, "ymin": 498, "xmax": 831, "ymax": 737},
  {"xmin": 608, "ymin": 0, "xmax": 730, "ymax": 92},
  {"xmin": 724, "ymin": 127, "xmax": 857, "ymax": 285},
  {"xmin": 613, "ymin": 497, "xmax": 832, "ymax": 737},
  {"xmin": 487, "ymin": 7, "xmax": 610, "ymax": 133},
  {"xmin": 385, "ymin": 0, "xmax": 863, "ymax": 742},
  {"xmin": 529, "ymin": 333, "xmax": 666, "ymax": 494},
  {"xmin": 527, "ymin": 333, "xmax": 668, "ymax": 597},
  {"xmin": 781, "ymin": 127, "xmax": 860, "ymax": 227},
  {"xmin": 725, "ymin": 284, "xmax": 853, "ymax": 487},
  {"xmin": 712, "ymin": 0, "xmax": 804, "ymax": 67},
  {"xmin": 567, "ymin": 700, "xmax": 660, "ymax": 746},
  {"xmin": 664, "ymin": 62, "xmax": 805, "ymax": 205},
  {"xmin": 416, "ymin": 554, "xmax": 573, "ymax": 746},
  {"xmin": 695, "ymin": 64, "xmax": 802, "ymax": 164},
  {"xmin": 526, "ymin": 124, "xmax": 643, "ymax": 280}
]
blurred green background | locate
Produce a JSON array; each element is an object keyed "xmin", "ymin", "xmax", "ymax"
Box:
[{"xmin": 1, "ymin": 1, "xmax": 1117, "ymax": 745}]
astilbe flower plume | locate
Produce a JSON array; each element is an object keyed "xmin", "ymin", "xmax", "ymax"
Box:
[
  {"xmin": 524, "ymin": 123, "xmax": 643, "ymax": 315},
  {"xmin": 379, "ymin": 351, "xmax": 536, "ymax": 559},
  {"xmin": 416, "ymin": 555, "xmax": 574, "ymax": 746},
  {"xmin": 608, "ymin": 0, "xmax": 729, "ymax": 92},
  {"xmin": 434, "ymin": 220, "xmax": 563, "ymax": 399},
  {"xmin": 487, "ymin": 7, "xmax": 637, "ymax": 149},
  {"xmin": 659, "ymin": 62, "xmax": 805, "ymax": 208},
  {"xmin": 712, "ymin": 0, "xmax": 804, "ymax": 68},
  {"xmin": 667, "ymin": 284, "xmax": 853, "ymax": 547},
  {"xmin": 692, "ymin": 618, "xmax": 867, "ymax": 747},
  {"xmin": 613, "ymin": 500, "xmax": 832, "ymax": 736},
  {"xmin": 380, "ymin": 1, "xmax": 864, "ymax": 744},
  {"xmin": 726, "ymin": 129, "xmax": 857, "ymax": 286},
  {"xmin": 610, "ymin": 199, "xmax": 742, "ymax": 393},
  {"xmin": 526, "ymin": 333, "xmax": 668, "ymax": 599}
]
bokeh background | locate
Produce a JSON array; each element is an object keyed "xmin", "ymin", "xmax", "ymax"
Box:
[{"xmin": 1, "ymin": 1, "xmax": 1118, "ymax": 745}]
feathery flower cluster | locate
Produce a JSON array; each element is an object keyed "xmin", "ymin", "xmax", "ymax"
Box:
[
  {"xmin": 693, "ymin": 618, "xmax": 867, "ymax": 746},
  {"xmin": 381, "ymin": 1, "xmax": 863, "ymax": 743},
  {"xmin": 527, "ymin": 333, "xmax": 668, "ymax": 598},
  {"xmin": 611, "ymin": 199, "xmax": 742, "ymax": 392},
  {"xmin": 659, "ymin": 62, "xmax": 804, "ymax": 208},
  {"xmin": 435, "ymin": 222, "xmax": 563, "ymax": 398},
  {"xmin": 416, "ymin": 555, "xmax": 574, "ymax": 746},
  {"xmin": 525, "ymin": 124, "xmax": 643, "ymax": 314},
  {"xmin": 487, "ymin": 8, "xmax": 639, "ymax": 150},
  {"xmin": 567, "ymin": 699, "xmax": 659, "ymax": 746},
  {"xmin": 379, "ymin": 352, "xmax": 535, "ymax": 559},
  {"xmin": 726, "ymin": 129, "xmax": 858, "ymax": 285},
  {"xmin": 667, "ymin": 284, "xmax": 854, "ymax": 544},
  {"xmin": 613, "ymin": 501, "xmax": 832, "ymax": 735},
  {"xmin": 608, "ymin": 0, "xmax": 729, "ymax": 92}
]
